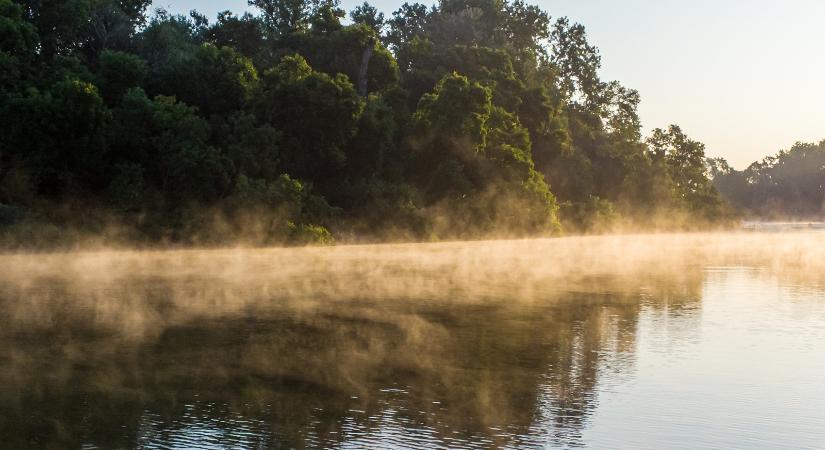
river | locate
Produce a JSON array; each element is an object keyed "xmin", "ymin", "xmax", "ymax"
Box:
[{"xmin": 1, "ymin": 233, "xmax": 824, "ymax": 449}]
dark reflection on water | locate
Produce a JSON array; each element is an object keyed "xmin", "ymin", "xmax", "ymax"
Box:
[
  {"xmin": 1, "ymin": 238, "xmax": 825, "ymax": 449},
  {"xmin": 0, "ymin": 280, "xmax": 695, "ymax": 448}
]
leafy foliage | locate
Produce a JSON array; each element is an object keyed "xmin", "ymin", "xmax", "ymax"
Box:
[
  {"xmin": 0, "ymin": 0, "xmax": 734, "ymax": 247},
  {"xmin": 711, "ymin": 141, "xmax": 825, "ymax": 219}
]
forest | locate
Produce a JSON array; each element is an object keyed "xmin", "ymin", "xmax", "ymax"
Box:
[
  {"xmin": 709, "ymin": 142, "xmax": 825, "ymax": 219},
  {"xmin": 0, "ymin": 0, "xmax": 735, "ymax": 247}
]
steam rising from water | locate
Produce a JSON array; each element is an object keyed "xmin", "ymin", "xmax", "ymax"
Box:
[
  {"xmin": 0, "ymin": 232, "xmax": 821, "ymax": 340},
  {"xmin": 2, "ymin": 232, "xmax": 825, "ymax": 448}
]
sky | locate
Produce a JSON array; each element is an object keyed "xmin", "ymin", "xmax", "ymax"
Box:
[{"xmin": 160, "ymin": 0, "xmax": 825, "ymax": 168}]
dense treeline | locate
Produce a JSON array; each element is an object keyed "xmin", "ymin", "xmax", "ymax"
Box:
[
  {"xmin": 0, "ymin": 0, "xmax": 731, "ymax": 247},
  {"xmin": 709, "ymin": 141, "xmax": 825, "ymax": 219}
]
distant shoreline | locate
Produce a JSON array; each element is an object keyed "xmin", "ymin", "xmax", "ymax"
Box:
[{"xmin": 742, "ymin": 221, "xmax": 825, "ymax": 230}]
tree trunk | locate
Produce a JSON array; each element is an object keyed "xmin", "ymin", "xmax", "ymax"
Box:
[{"xmin": 357, "ymin": 37, "xmax": 376, "ymax": 97}]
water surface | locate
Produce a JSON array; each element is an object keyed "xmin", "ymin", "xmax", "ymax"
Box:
[{"xmin": 1, "ymin": 233, "xmax": 824, "ymax": 449}]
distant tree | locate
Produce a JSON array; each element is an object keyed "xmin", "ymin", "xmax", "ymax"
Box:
[
  {"xmin": 253, "ymin": 55, "xmax": 363, "ymax": 194},
  {"xmin": 206, "ymin": 11, "xmax": 265, "ymax": 59},
  {"xmin": 411, "ymin": 72, "xmax": 559, "ymax": 234},
  {"xmin": 138, "ymin": 15, "xmax": 258, "ymax": 117},
  {"xmin": 712, "ymin": 141, "xmax": 825, "ymax": 218},
  {"xmin": 96, "ymin": 50, "xmax": 147, "ymax": 105},
  {"xmin": 0, "ymin": 0, "xmax": 38, "ymax": 59},
  {"xmin": 350, "ymin": 2, "xmax": 385, "ymax": 33},
  {"xmin": 14, "ymin": 0, "xmax": 150, "ymax": 58},
  {"xmin": 385, "ymin": 2, "xmax": 429, "ymax": 52},
  {"xmin": 706, "ymin": 157, "xmax": 733, "ymax": 178},
  {"xmin": 86, "ymin": 0, "xmax": 152, "ymax": 55},
  {"xmin": 15, "ymin": 0, "xmax": 92, "ymax": 56},
  {"xmin": 647, "ymin": 125, "xmax": 725, "ymax": 214},
  {"xmin": 344, "ymin": 94, "xmax": 398, "ymax": 182},
  {"xmin": 501, "ymin": 0, "xmax": 550, "ymax": 55},
  {"xmin": 248, "ymin": 0, "xmax": 313, "ymax": 34},
  {"xmin": 108, "ymin": 88, "xmax": 231, "ymax": 204},
  {"xmin": 219, "ymin": 112, "xmax": 281, "ymax": 184},
  {"xmin": 549, "ymin": 17, "xmax": 602, "ymax": 106},
  {"xmin": 0, "ymin": 0, "xmax": 38, "ymax": 94},
  {"xmin": 1, "ymin": 79, "xmax": 109, "ymax": 197},
  {"xmin": 309, "ymin": 0, "xmax": 345, "ymax": 34},
  {"xmin": 292, "ymin": 24, "xmax": 399, "ymax": 95}
]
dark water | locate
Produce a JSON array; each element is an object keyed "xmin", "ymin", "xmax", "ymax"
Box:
[{"xmin": 1, "ymin": 236, "xmax": 825, "ymax": 449}]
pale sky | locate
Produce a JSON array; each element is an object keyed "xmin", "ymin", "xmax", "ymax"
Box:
[{"xmin": 163, "ymin": 0, "xmax": 825, "ymax": 168}]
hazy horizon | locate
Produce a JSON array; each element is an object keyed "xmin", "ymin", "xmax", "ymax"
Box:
[{"xmin": 159, "ymin": 0, "xmax": 825, "ymax": 169}]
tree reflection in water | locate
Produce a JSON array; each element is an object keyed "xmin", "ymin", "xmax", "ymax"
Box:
[
  {"xmin": 0, "ymin": 288, "xmax": 701, "ymax": 446},
  {"xmin": 6, "ymin": 233, "xmax": 817, "ymax": 448}
]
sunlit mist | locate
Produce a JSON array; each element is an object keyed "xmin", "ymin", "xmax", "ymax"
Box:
[{"xmin": 2, "ymin": 233, "xmax": 825, "ymax": 447}]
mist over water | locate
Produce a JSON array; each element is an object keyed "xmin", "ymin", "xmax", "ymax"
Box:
[{"xmin": 1, "ymin": 232, "xmax": 825, "ymax": 449}]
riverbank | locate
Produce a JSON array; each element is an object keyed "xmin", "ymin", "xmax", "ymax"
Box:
[{"xmin": 0, "ymin": 202, "xmax": 744, "ymax": 253}]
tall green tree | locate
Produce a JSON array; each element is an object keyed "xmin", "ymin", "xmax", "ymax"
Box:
[
  {"xmin": 253, "ymin": 55, "xmax": 363, "ymax": 195},
  {"xmin": 647, "ymin": 125, "xmax": 726, "ymax": 215},
  {"xmin": 350, "ymin": 2, "xmax": 384, "ymax": 33},
  {"xmin": 411, "ymin": 72, "xmax": 559, "ymax": 234}
]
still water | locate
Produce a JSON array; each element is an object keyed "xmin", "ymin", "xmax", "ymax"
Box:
[{"xmin": 1, "ymin": 233, "xmax": 824, "ymax": 449}]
